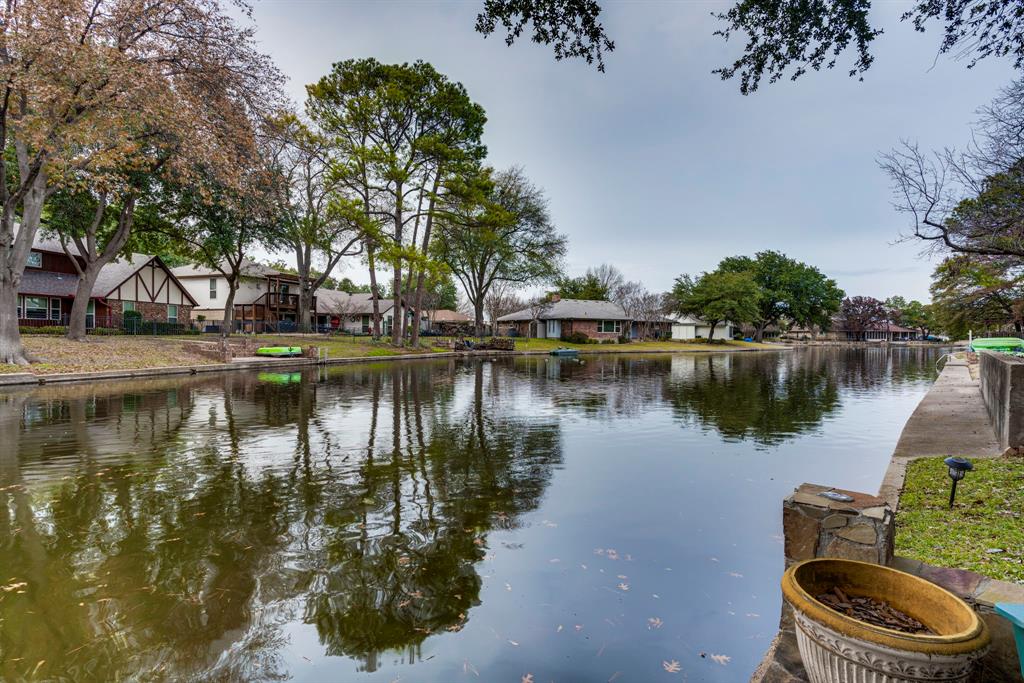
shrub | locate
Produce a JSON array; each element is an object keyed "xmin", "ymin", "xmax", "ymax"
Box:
[
  {"xmin": 617, "ymin": 334, "xmax": 631, "ymax": 344},
  {"xmin": 196, "ymin": 314, "xmax": 207, "ymax": 322},
  {"xmin": 90, "ymin": 327, "xmax": 123, "ymax": 336},
  {"xmin": 123, "ymin": 309, "xmax": 143, "ymax": 321},
  {"xmin": 601, "ymin": 338, "xmax": 617, "ymax": 344},
  {"xmin": 561, "ymin": 331, "xmax": 589, "ymax": 344},
  {"xmin": 19, "ymin": 325, "xmax": 65, "ymax": 335}
]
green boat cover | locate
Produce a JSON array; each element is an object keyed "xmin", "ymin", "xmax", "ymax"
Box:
[
  {"xmin": 970, "ymin": 337, "xmax": 1024, "ymax": 352},
  {"xmin": 255, "ymin": 346, "xmax": 303, "ymax": 357}
]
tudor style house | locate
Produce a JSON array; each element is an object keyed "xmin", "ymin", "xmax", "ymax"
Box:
[{"xmin": 17, "ymin": 235, "xmax": 196, "ymax": 328}]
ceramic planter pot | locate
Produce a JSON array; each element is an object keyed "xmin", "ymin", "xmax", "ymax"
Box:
[{"xmin": 782, "ymin": 559, "xmax": 990, "ymax": 683}]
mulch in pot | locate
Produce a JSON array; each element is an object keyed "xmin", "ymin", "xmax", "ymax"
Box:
[{"xmin": 815, "ymin": 587, "xmax": 934, "ymax": 635}]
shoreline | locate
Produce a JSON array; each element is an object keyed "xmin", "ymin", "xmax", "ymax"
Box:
[{"xmin": 0, "ymin": 343, "xmax": 791, "ymax": 388}]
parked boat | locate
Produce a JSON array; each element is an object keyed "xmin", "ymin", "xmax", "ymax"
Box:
[
  {"xmin": 255, "ymin": 346, "xmax": 303, "ymax": 358},
  {"xmin": 549, "ymin": 347, "xmax": 579, "ymax": 357},
  {"xmin": 969, "ymin": 337, "xmax": 1024, "ymax": 353}
]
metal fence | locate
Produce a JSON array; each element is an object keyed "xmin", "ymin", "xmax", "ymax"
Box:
[{"xmin": 19, "ymin": 314, "xmax": 194, "ymax": 336}]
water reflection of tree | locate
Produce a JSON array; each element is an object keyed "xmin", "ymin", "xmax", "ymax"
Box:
[
  {"xmin": 664, "ymin": 352, "xmax": 842, "ymax": 445},
  {"xmin": 0, "ymin": 361, "xmax": 562, "ymax": 680}
]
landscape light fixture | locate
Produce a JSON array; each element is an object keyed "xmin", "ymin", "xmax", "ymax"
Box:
[{"xmin": 944, "ymin": 456, "xmax": 974, "ymax": 509}]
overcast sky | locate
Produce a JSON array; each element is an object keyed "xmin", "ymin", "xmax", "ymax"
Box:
[{"xmin": 246, "ymin": 0, "xmax": 1016, "ymax": 302}]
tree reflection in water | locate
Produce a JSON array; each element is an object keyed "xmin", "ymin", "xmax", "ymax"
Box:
[
  {"xmin": 0, "ymin": 362, "xmax": 562, "ymax": 680},
  {"xmin": 0, "ymin": 349, "xmax": 941, "ymax": 681}
]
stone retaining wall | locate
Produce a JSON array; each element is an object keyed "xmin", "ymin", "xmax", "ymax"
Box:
[{"xmin": 979, "ymin": 350, "xmax": 1024, "ymax": 450}]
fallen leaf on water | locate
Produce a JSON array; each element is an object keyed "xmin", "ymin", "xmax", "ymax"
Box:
[
  {"xmin": 505, "ymin": 583, "xmax": 512, "ymax": 591},
  {"xmin": 463, "ymin": 659, "xmax": 479, "ymax": 677},
  {"xmin": 508, "ymin": 639, "xmax": 519, "ymax": 646},
  {"xmin": 728, "ymin": 572, "xmax": 743, "ymax": 578},
  {"xmin": 647, "ymin": 617, "xmax": 663, "ymax": 629},
  {"xmin": 710, "ymin": 654, "xmax": 731, "ymax": 666},
  {"xmin": 662, "ymin": 660, "xmax": 681, "ymax": 673},
  {"xmin": 556, "ymin": 624, "xmax": 563, "ymax": 632},
  {"xmin": 575, "ymin": 624, "xmax": 583, "ymax": 632},
  {"xmin": 746, "ymin": 613, "xmax": 760, "ymax": 618},
  {"xmin": 522, "ymin": 675, "xmax": 534, "ymax": 683},
  {"xmin": 617, "ymin": 583, "xmax": 629, "ymax": 591},
  {"xmin": 616, "ymin": 574, "xmax": 628, "ymax": 580}
]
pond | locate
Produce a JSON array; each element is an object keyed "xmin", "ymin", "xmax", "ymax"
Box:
[{"xmin": 0, "ymin": 347, "xmax": 943, "ymax": 682}]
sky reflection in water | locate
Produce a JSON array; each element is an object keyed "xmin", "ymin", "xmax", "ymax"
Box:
[{"xmin": 0, "ymin": 348, "xmax": 941, "ymax": 681}]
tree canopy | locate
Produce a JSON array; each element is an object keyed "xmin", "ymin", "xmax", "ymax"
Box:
[
  {"xmin": 671, "ymin": 270, "xmax": 761, "ymax": 343},
  {"xmin": 474, "ymin": 0, "xmax": 1024, "ymax": 93},
  {"xmin": 718, "ymin": 251, "xmax": 843, "ymax": 340}
]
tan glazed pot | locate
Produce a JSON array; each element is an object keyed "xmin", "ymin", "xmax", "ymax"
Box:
[{"xmin": 782, "ymin": 559, "xmax": 990, "ymax": 683}]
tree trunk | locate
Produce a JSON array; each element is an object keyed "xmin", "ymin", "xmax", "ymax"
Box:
[
  {"xmin": 296, "ymin": 246, "xmax": 312, "ymax": 334},
  {"xmin": 706, "ymin": 319, "xmax": 718, "ymax": 344},
  {"xmin": 222, "ymin": 278, "xmax": 238, "ymax": 337},
  {"xmin": 0, "ymin": 279, "xmax": 29, "ymax": 365},
  {"xmin": 66, "ymin": 268, "xmax": 103, "ymax": 341},
  {"xmin": 391, "ymin": 184, "xmax": 404, "ymax": 346},
  {"xmin": 409, "ymin": 170, "xmax": 441, "ymax": 348},
  {"xmin": 367, "ymin": 243, "xmax": 381, "ymax": 338},
  {"xmin": 755, "ymin": 321, "xmax": 766, "ymax": 343},
  {"xmin": 474, "ymin": 298, "xmax": 485, "ymax": 337}
]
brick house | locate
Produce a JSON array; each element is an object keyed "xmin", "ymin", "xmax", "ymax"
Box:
[
  {"xmin": 314, "ymin": 289, "xmax": 426, "ymax": 335},
  {"xmin": 496, "ymin": 296, "xmax": 631, "ymax": 341},
  {"xmin": 17, "ymin": 235, "xmax": 196, "ymax": 329}
]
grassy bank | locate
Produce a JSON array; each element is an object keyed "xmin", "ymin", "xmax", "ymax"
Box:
[
  {"xmin": 0, "ymin": 336, "xmax": 223, "ymax": 375},
  {"xmin": 0, "ymin": 334, "xmax": 780, "ymax": 377},
  {"xmin": 896, "ymin": 456, "xmax": 1024, "ymax": 583}
]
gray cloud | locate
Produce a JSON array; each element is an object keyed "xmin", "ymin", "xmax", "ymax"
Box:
[{"xmin": 246, "ymin": 0, "xmax": 1016, "ymax": 302}]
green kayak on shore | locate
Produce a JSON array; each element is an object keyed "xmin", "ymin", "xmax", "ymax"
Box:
[
  {"xmin": 255, "ymin": 346, "xmax": 303, "ymax": 358},
  {"xmin": 970, "ymin": 337, "xmax": 1024, "ymax": 352}
]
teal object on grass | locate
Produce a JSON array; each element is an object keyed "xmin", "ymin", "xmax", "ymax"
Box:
[
  {"xmin": 255, "ymin": 346, "xmax": 302, "ymax": 357},
  {"xmin": 995, "ymin": 603, "xmax": 1024, "ymax": 677},
  {"xmin": 969, "ymin": 337, "xmax": 1024, "ymax": 353}
]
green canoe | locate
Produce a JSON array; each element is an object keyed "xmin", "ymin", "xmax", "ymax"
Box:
[
  {"xmin": 970, "ymin": 337, "xmax": 1024, "ymax": 353},
  {"xmin": 255, "ymin": 346, "xmax": 303, "ymax": 358}
]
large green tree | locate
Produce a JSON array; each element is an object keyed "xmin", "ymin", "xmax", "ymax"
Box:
[
  {"xmin": 473, "ymin": 1, "xmax": 1023, "ymax": 93},
  {"xmin": 718, "ymin": 251, "xmax": 843, "ymax": 341},
  {"xmin": 553, "ymin": 272, "xmax": 609, "ymax": 300},
  {"xmin": 671, "ymin": 270, "xmax": 761, "ymax": 343},
  {"xmin": 433, "ymin": 166, "xmax": 567, "ymax": 336},
  {"xmin": 930, "ymin": 255, "xmax": 1024, "ymax": 338},
  {"xmin": 307, "ymin": 58, "xmax": 486, "ymax": 346}
]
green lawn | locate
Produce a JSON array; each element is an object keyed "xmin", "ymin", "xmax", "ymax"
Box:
[{"xmin": 896, "ymin": 456, "xmax": 1024, "ymax": 583}]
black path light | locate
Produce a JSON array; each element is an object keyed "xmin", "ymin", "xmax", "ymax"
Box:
[{"xmin": 944, "ymin": 456, "xmax": 974, "ymax": 509}]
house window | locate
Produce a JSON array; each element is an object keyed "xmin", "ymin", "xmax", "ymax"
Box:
[
  {"xmin": 122, "ymin": 301, "xmax": 135, "ymax": 313},
  {"xmin": 49, "ymin": 298, "xmax": 61, "ymax": 321},
  {"xmin": 26, "ymin": 251, "xmax": 42, "ymax": 268},
  {"xmin": 599, "ymin": 320, "xmax": 622, "ymax": 333},
  {"xmin": 16, "ymin": 296, "xmax": 21, "ymax": 318},
  {"xmin": 86, "ymin": 300, "xmax": 95, "ymax": 329},
  {"xmin": 361, "ymin": 314, "xmax": 370, "ymax": 333},
  {"xmin": 167, "ymin": 304, "xmax": 178, "ymax": 324},
  {"xmin": 24, "ymin": 296, "xmax": 48, "ymax": 319},
  {"xmin": 209, "ymin": 278, "xmax": 217, "ymax": 300}
]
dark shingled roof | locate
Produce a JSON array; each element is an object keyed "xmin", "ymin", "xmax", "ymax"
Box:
[{"xmin": 497, "ymin": 298, "xmax": 629, "ymax": 322}]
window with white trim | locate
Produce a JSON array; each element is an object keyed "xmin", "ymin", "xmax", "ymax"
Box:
[
  {"xmin": 24, "ymin": 296, "xmax": 48, "ymax": 319},
  {"xmin": 598, "ymin": 320, "xmax": 622, "ymax": 333},
  {"xmin": 26, "ymin": 251, "xmax": 42, "ymax": 268},
  {"xmin": 209, "ymin": 277, "xmax": 217, "ymax": 300},
  {"xmin": 167, "ymin": 304, "xmax": 178, "ymax": 323}
]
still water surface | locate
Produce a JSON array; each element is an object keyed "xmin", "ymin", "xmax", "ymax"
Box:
[{"xmin": 0, "ymin": 348, "xmax": 942, "ymax": 682}]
